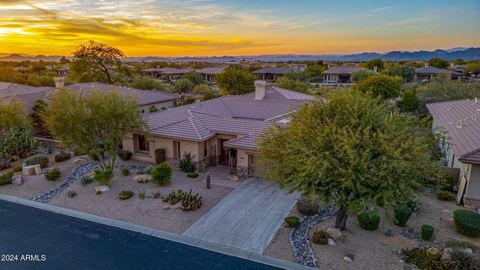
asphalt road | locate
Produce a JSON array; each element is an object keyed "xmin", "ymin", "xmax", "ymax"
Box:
[{"xmin": 0, "ymin": 200, "xmax": 282, "ymax": 270}]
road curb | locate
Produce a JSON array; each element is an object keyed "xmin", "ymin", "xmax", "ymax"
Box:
[{"xmin": 0, "ymin": 194, "xmax": 313, "ymax": 270}]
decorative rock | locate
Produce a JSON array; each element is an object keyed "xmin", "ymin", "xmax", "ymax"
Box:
[
  {"xmin": 403, "ymin": 264, "xmax": 417, "ymax": 270},
  {"xmin": 328, "ymin": 238, "xmax": 336, "ymax": 246},
  {"xmin": 95, "ymin": 186, "xmax": 110, "ymax": 193},
  {"xmin": 23, "ymin": 164, "xmax": 41, "ymax": 176},
  {"xmin": 326, "ymin": 228, "xmax": 343, "ymax": 240},
  {"xmin": 384, "ymin": 227, "xmax": 393, "ymax": 237},
  {"xmin": 228, "ymin": 175, "xmax": 239, "ymax": 181},
  {"xmin": 134, "ymin": 174, "xmax": 152, "ymax": 183},
  {"xmin": 463, "ymin": 248, "xmax": 473, "ymax": 254},
  {"xmin": 343, "ymin": 256, "xmax": 352, "ymax": 263},
  {"xmin": 12, "ymin": 173, "xmax": 24, "ymax": 185},
  {"xmin": 73, "ymin": 157, "xmax": 87, "ymax": 164},
  {"xmin": 400, "ymin": 228, "xmax": 420, "ymax": 240},
  {"xmin": 32, "ymin": 161, "xmax": 97, "ymax": 203},
  {"xmin": 289, "ymin": 207, "xmax": 336, "ymax": 267},
  {"xmin": 441, "ymin": 248, "xmax": 453, "ymax": 262}
]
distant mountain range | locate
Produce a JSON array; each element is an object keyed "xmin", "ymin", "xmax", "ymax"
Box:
[{"xmin": 1, "ymin": 47, "xmax": 479, "ymax": 62}]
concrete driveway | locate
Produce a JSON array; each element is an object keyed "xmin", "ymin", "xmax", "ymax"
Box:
[{"xmin": 183, "ymin": 178, "xmax": 299, "ymax": 254}]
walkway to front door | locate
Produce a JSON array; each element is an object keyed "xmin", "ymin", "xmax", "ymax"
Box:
[{"xmin": 182, "ymin": 178, "xmax": 299, "ymax": 254}]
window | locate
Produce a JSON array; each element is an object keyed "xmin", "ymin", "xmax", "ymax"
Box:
[
  {"xmin": 137, "ymin": 134, "xmax": 149, "ymax": 152},
  {"xmin": 203, "ymin": 141, "xmax": 208, "ymax": 157}
]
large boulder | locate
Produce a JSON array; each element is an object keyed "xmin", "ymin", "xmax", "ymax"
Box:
[
  {"xmin": 134, "ymin": 174, "xmax": 152, "ymax": 183},
  {"xmin": 12, "ymin": 173, "xmax": 24, "ymax": 185},
  {"xmin": 326, "ymin": 228, "xmax": 343, "ymax": 240}
]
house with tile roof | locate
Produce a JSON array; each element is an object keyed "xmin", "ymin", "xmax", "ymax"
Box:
[
  {"xmin": 122, "ymin": 80, "xmax": 315, "ymax": 178},
  {"xmin": 427, "ymin": 99, "xmax": 480, "ymax": 208},
  {"xmin": 321, "ymin": 66, "xmax": 361, "ymax": 83},
  {"xmin": 0, "ymin": 79, "xmax": 178, "ymax": 115},
  {"xmin": 414, "ymin": 65, "xmax": 457, "ymax": 82},
  {"xmin": 252, "ymin": 65, "xmax": 305, "ymax": 82}
]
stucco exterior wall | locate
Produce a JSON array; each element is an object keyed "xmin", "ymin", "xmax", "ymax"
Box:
[{"xmin": 465, "ymin": 164, "xmax": 480, "ymax": 200}]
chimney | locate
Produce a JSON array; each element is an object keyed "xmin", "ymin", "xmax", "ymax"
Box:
[
  {"xmin": 425, "ymin": 63, "xmax": 429, "ymax": 68},
  {"xmin": 54, "ymin": 77, "xmax": 65, "ymax": 89},
  {"xmin": 254, "ymin": 80, "xmax": 266, "ymax": 100},
  {"xmin": 373, "ymin": 66, "xmax": 378, "ymax": 73}
]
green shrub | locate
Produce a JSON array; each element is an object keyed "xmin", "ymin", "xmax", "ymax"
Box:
[
  {"xmin": 118, "ymin": 150, "xmax": 132, "ymax": 161},
  {"xmin": 404, "ymin": 248, "xmax": 448, "ymax": 270},
  {"xmin": 426, "ymin": 247, "xmax": 441, "ymax": 260},
  {"xmin": 121, "ymin": 166, "xmax": 130, "ymax": 176},
  {"xmin": 138, "ymin": 189, "xmax": 146, "ymax": 200},
  {"xmin": 151, "ymin": 162, "xmax": 172, "ymax": 186},
  {"xmin": 162, "ymin": 189, "xmax": 183, "ymax": 205},
  {"xmin": 73, "ymin": 147, "xmax": 87, "ymax": 156},
  {"xmin": 296, "ymin": 197, "xmax": 320, "ymax": 216},
  {"xmin": 54, "ymin": 152, "xmax": 71, "ymax": 163},
  {"xmin": 181, "ymin": 189, "xmax": 202, "ymax": 211},
  {"xmin": 394, "ymin": 204, "xmax": 412, "ymax": 227},
  {"xmin": 357, "ymin": 211, "xmax": 380, "ymax": 231},
  {"xmin": 155, "ymin": 148, "xmax": 166, "ymax": 164},
  {"xmin": 80, "ymin": 175, "xmax": 93, "ymax": 186},
  {"xmin": 179, "ymin": 152, "xmax": 195, "ymax": 173},
  {"xmin": 93, "ymin": 168, "xmax": 113, "ymax": 185},
  {"xmin": 402, "ymin": 197, "xmax": 421, "ymax": 212},
  {"xmin": 0, "ymin": 128, "xmax": 37, "ymax": 159},
  {"xmin": 284, "ymin": 216, "xmax": 301, "ymax": 228},
  {"xmin": 449, "ymin": 249, "xmax": 480, "ymax": 270},
  {"xmin": 44, "ymin": 167, "xmax": 62, "ymax": 181},
  {"xmin": 0, "ymin": 170, "xmax": 14, "ymax": 186},
  {"xmin": 187, "ymin": 172, "xmax": 199, "ymax": 178},
  {"xmin": 445, "ymin": 239, "xmax": 480, "ymax": 253},
  {"xmin": 453, "ymin": 209, "xmax": 480, "ymax": 237},
  {"xmin": 118, "ymin": 191, "xmax": 134, "ymax": 200},
  {"xmin": 439, "ymin": 173, "xmax": 456, "ymax": 192},
  {"xmin": 437, "ymin": 191, "xmax": 456, "ymax": 201},
  {"xmin": 421, "ymin": 225, "xmax": 435, "ymax": 241},
  {"xmin": 397, "ymin": 91, "xmax": 419, "ymax": 112},
  {"xmin": 311, "ymin": 229, "xmax": 328, "ymax": 245},
  {"xmin": 24, "ymin": 154, "xmax": 49, "ymax": 168}
]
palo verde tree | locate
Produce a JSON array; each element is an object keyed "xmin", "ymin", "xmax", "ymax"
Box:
[
  {"xmin": 70, "ymin": 40, "xmax": 126, "ymax": 84},
  {"xmin": 42, "ymin": 89, "xmax": 146, "ymax": 170},
  {"xmin": 215, "ymin": 65, "xmax": 256, "ymax": 95},
  {"xmin": 0, "ymin": 98, "xmax": 31, "ymax": 134},
  {"xmin": 259, "ymin": 90, "xmax": 436, "ymax": 230},
  {"xmin": 356, "ymin": 74, "xmax": 402, "ymax": 99}
]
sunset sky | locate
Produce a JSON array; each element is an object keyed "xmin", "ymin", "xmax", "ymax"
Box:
[{"xmin": 0, "ymin": 0, "xmax": 479, "ymax": 56}]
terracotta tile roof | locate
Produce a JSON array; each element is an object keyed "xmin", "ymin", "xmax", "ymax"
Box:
[
  {"xmin": 427, "ymin": 99, "xmax": 480, "ymax": 163},
  {"xmin": 145, "ymin": 86, "xmax": 314, "ymax": 149}
]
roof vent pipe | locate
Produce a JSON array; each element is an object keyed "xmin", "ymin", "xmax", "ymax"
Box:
[{"xmin": 475, "ymin": 97, "xmax": 478, "ymax": 104}]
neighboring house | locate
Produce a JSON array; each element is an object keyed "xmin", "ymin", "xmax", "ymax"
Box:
[
  {"xmin": 414, "ymin": 65, "xmax": 461, "ymax": 82},
  {"xmin": 321, "ymin": 66, "xmax": 361, "ymax": 83},
  {"xmin": 252, "ymin": 65, "xmax": 306, "ymax": 81},
  {"xmin": 66, "ymin": 82, "xmax": 177, "ymax": 114},
  {"xmin": 196, "ymin": 67, "xmax": 225, "ymax": 83},
  {"xmin": 122, "ymin": 81, "xmax": 315, "ymax": 178},
  {"xmin": 0, "ymin": 80, "xmax": 177, "ymax": 115},
  {"xmin": 142, "ymin": 67, "xmax": 193, "ymax": 81},
  {"xmin": 427, "ymin": 99, "xmax": 480, "ymax": 209}
]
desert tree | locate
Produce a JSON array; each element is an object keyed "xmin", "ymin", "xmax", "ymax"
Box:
[
  {"xmin": 70, "ymin": 40, "xmax": 126, "ymax": 84},
  {"xmin": 0, "ymin": 98, "xmax": 31, "ymax": 134},
  {"xmin": 259, "ymin": 90, "xmax": 437, "ymax": 230},
  {"xmin": 42, "ymin": 89, "xmax": 146, "ymax": 170},
  {"xmin": 215, "ymin": 65, "xmax": 256, "ymax": 95},
  {"xmin": 356, "ymin": 74, "xmax": 402, "ymax": 99}
]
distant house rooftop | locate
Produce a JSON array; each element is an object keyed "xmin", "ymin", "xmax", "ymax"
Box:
[
  {"xmin": 415, "ymin": 66, "xmax": 451, "ymax": 75},
  {"xmin": 252, "ymin": 67, "xmax": 292, "ymax": 75},
  {"xmin": 426, "ymin": 99, "xmax": 480, "ymax": 164},
  {"xmin": 142, "ymin": 67, "xmax": 193, "ymax": 75},
  {"xmin": 322, "ymin": 66, "xmax": 361, "ymax": 75},
  {"xmin": 67, "ymin": 82, "xmax": 177, "ymax": 107}
]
